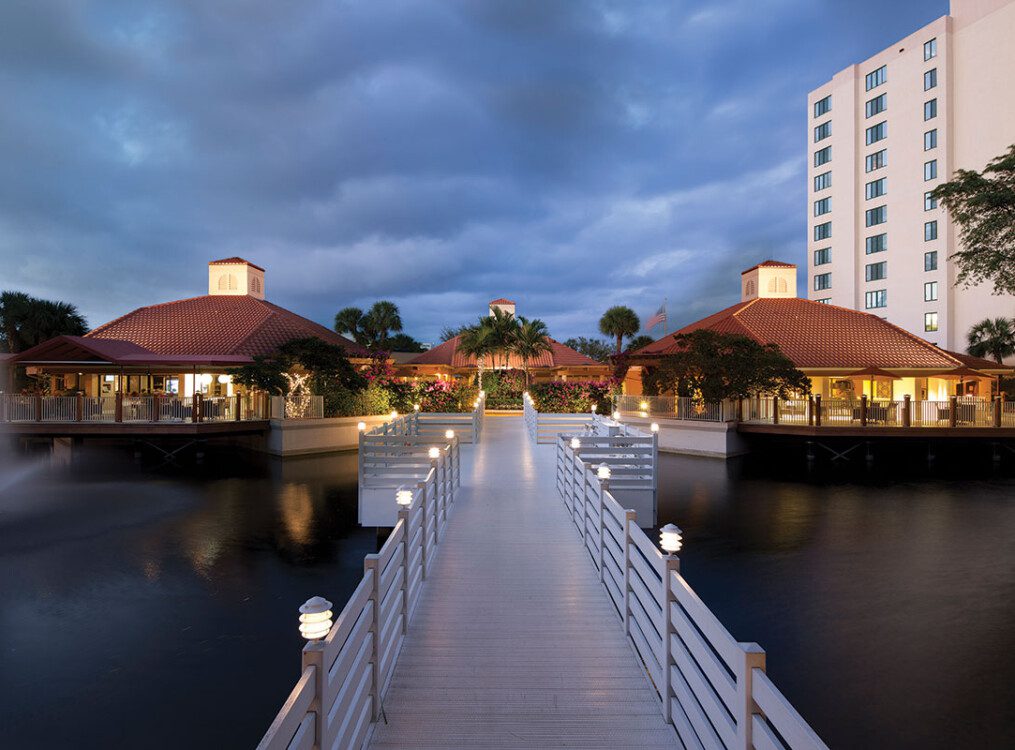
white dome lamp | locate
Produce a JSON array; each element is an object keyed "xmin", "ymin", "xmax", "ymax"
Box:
[{"xmin": 298, "ymin": 596, "xmax": 333, "ymax": 641}]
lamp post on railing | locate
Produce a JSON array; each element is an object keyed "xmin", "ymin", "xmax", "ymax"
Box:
[
  {"xmin": 396, "ymin": 488, "xmax": 412, "ymax": 635},
  {"xmin": 299, "ymin": 596, "xmax": 333, "ymax": 641},
  {"xmin": 657, "ymin": 524, "xmax": 682, "ymax": 722},
  {"xmin": 299, "ymin": 595, "xmax": 333, "ymax": 746}
]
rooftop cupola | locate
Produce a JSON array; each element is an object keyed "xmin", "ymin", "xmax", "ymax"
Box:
[
  {"xmin": 208, "ymin": 258, "xmax": 266, "ymax": 300},
  {"xmin": 489, "ymin": 298, "xmax": 516, "ymax": 317},
  {"xmin": 740, "ymin": 260, "xmax": 797, "ymax": 302}
]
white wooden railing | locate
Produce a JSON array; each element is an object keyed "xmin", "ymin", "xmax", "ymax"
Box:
[
  {"xmin": 742, "ymin": 394, "xmax": 1010, "ymax": 429},
  {"xmin": 522, "ymin": 392, "xmax": 594, "ymax": 443},
  {"xmin": 0, "ymin": 393, "xmax": 269, "ymax": 423},
  {"xmin": 556, "ymin": 436, "xmax": 829, "ymax": 750},
  {"xmin": 258, "ymin": 445, "xmax": 458, "ymax": 750},
  {"xmin": 616, "ymin": 395, "xmax": 733, "ymax": 422}
]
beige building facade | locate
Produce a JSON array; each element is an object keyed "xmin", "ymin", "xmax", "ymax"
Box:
[{"xmin": 806, "ymin": 0, "xmax": 1015, "ymax": 354}]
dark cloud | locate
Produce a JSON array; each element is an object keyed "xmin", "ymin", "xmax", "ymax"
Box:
[{"xmin": 0, "ymin": 0, "xmax": 947, "ymax": 343}]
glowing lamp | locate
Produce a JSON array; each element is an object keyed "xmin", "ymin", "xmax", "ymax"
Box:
[
  {"xmin": 428, "ymin": 447, "xmax": 440, "ymax": 460},
  {"xmin": 659, "ymin": 524, "xmax": 683, "ymax": 554},
  {"xmin": 591, "ymin": 404, "xmax": 597, "ymax": 414},
  {"xmin": 639, "ymin": 401, "xmax": 648, "ymax": 411},
  {"xmin": 597, "ymin": 464, "xmax": 611, "ymax": 481},
  {"xmin": 357, "ymin": 421, "xmax": 366, "ymax": 432},
  {"xmin": 570, "ymin": 437, "xmax": 581, "ymax": 450},
  {"xmin": 299, "ymin": 596, "xmax": 333, "ymax": 641},
  {"xmin": 651, "ymin": 422, "xmax": 659, "ymax": 433},
  {"xmin": 413, "ymin": 403, "xmax": 420, "ymax": 411},
  {"xmin": 217, "ymin": 374, "xmax": 231, "ymax": 384},
  {"xmin": 612, "ymin": 410, "xmax": 620, "ymax": 420},
  {"xmin": 445, "ymin": 429, "xmax": 455, "ymax": 439},
  {"xmin": 396, "ymin": 488, "xmax": 413, "ymax": 507},
  {"xmin": 390, "ymin": 410, "xmax": 398, "ymax": 419}
]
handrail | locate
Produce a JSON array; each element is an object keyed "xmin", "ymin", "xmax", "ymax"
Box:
[
  {"xmin": 0, "ymin": 393, "xmax": 269, "ymax": 424},
  {"xmin": 556, "ymin": 436, "xmax": 828, "ymax": 750}
]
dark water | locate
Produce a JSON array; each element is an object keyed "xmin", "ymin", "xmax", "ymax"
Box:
[
  {"xmin": 0, "ymin": 443, "xmax": 373, "ymax": 749},
  {"xmin": 656, "ymin": 454, "xmax": 1015, "ymax": 750},
  {"xmin": 1, "ymin": 443, "xmax": 1013, "ymax": 749}
]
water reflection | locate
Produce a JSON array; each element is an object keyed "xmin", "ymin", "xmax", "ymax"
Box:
[
  {"xmin": 0, "ymin": 444, "xmax": 370, "ymax": 750},
  {"xmin": 656, "ymin": 453, "xmax": 1015, "ymax": 749}
]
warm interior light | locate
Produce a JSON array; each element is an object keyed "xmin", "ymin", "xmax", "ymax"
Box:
[
  {"xmin": 597, "ymin": 464, "xmax": 611, "ymax": 480},
  {"xmin": 612, "ymin": 410, "xmax": 620, "ymax": 420},
  {"xmin": 428, "ymin": 447, "xmax": 440, "ymax": 459},
  {"xmin": 445, "ymin": 429, "xmax": 454, "ymax": 439},
  {"xmin": 659, "ymin": 524, "xmax": 683, "ymax": 554},
  {"xmin": 299, "ymin": 596, "xmax": 333, "ymax": 640},
  {"xmin": 396, "ymin": 488, "xmax": 413, "ymax": 507},
  {"xmin": 651, "ymin": 422, "xmax": 659, "ymax": 433},
  {"xmin": 200, "ymin": 373, "xmax": 213, "ymax": 385},
  {"xmin": 390, "ymin": 410, "xmax": 398, "ymax": 419},
  {"xmin": 357, "ymin": 421, "xmax": 366, "ymax": 431},
  {"xmin": 639, "ymin": 401, "xmax": 649, "ymax": 410},
  {"xmin": 217, "ymin": 374, "xmax": 231, "ymax": 384},
  {"xmin": 570, "ymin": 437, "xmax": 581, "ymax": 450}
]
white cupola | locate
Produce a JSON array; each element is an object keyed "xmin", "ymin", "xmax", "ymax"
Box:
[
  {"xmin": 208, "ymin": 258, "xmax": 266, "ymax": 300},
  {"xmin": 740, "ymin": 261, "xmax": 797, "ymax": 302}
]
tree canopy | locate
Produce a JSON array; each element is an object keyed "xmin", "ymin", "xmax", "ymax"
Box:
[
  {"xmin": 642, "ymin": 329, "xmax": 810, "ymax": 402},
  {"xmin": 931, "ymin": 143, "xmax": 1015, "ymax": 295},
  {"xmin": 333, "ymin": 300, "xmax": 405, "ymax": 351},
  {"xmin": 563, "ymin": 336, "xmax": 613, "ymax": 363},
  {"xmin": 598, "ymin": 306, "xmax": 641, "ymax": 354},
  {"xmin": 0, "ymin": 291, "xmax": 87, "ymax": 353},
  {"xmin": 228, "ymin": 337, "xmax": 365, "ymax": 395},
  {"xmin": 967, "ymin": 317, "xmax": 1015, "ymax": 364}
]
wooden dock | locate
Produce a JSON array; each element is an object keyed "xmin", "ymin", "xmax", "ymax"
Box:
[{"xmin": 367, "ymin": 414, "xmax": 678, "ymax": 749}]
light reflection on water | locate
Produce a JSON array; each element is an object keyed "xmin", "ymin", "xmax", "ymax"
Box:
[{"xmin": 656, "ymin": 453, "xmax": 1015, "ymax": 750}]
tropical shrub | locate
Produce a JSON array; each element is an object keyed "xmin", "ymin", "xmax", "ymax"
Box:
[
  {"xmin": 411, "ymin": 379, "xmax": 478, "ymax": 412},
  {"xmin": 481, "ymin": 370, "xmax": 526, "ymax": 408},
  {"xmin": 529, "ymin": 380, "xmax": 615, "ymax": 414}
]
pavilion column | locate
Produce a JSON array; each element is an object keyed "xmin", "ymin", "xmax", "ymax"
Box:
[
  {"xmin": 993, "ymin": 395, "xmax": 1002, "ymax": 428},
  {"xmin": 815, "ymin": 395, "xmax": 822, "ymax": 427},
  {"xmin": 949, "ymin": 395, "xmax": 958, "ymax": 428},
  {"xmin": 903, "ymin": 395, "xmax": 911, "ymax": 428},
  {"xmin": 860, "ymin": 394, "xmax": 868, "ymax": 427}
]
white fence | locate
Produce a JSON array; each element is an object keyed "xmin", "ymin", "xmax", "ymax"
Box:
[
  {"xmin": 270, "ymin": 395, "xmax": 325, "ymax": 420},
  {"xmin": 0, "ymin": 393, "xmax": 268, "ymax": 423},
  {"xmin": 742, "ymin": 395, "xmax": 1010, "ymax": 428},
  {"xmin": 522, "ymin": 392, "xmax": 594, "ymax": 443},
  {"xmin": 616, "ymin": 395, "xmax": 733, "ymax": 423},
  {"xmin": 556, "ymin": 439, "xmax": 829, "ymax": 750},
  {"xmin": 258, "ymin": 450, "xmax": 457, "ymax": 750}
]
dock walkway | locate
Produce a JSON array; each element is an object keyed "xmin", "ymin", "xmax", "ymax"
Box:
[{"xmin": 368, "ymin": 414, "xmax": 678, "ymax": 749}]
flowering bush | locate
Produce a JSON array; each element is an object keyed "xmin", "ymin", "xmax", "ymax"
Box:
[
  {"xmin": 411, "ymin": 379, "xmax": 477, "ymax": 412},
  {"xmin": 482, "ymin": 369, "xmax": 527, "ymax": 408},
  {"xmin": 529, "ymin": 380, "xmax": 616, "ymax": 414}
]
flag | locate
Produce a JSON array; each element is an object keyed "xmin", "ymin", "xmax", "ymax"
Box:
[{"xmin": 644, "ymin": 302, "xmax": 667, "ymax": 331}]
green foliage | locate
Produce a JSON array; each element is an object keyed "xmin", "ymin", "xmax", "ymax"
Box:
[
  {"xmin": 931, "ymin": 143, "xmax": 1015, "ymax": 295},
  {"xmin": 648, "ymin": 329, "xmax": 810, "ymax": 401},
  {"xmin": 966, "ymin": 317, "xmax": 1015, "ymax": 364},
  {"xmin": 454, "ymin": 311, "xmax": 553, "ymax": 387},
  {"xmin": 383, "ymin": 333, "xmax": 426, "ymax": 352},
  {"xmin": 563, "ymin": 336, "xmax": 613, "ymax": 363},
  {"xmin": 513, "ymin": 317, "xmax": 553, "ymax": 385},
  {"xmin": 1, "ymin": 290, "xmax": 87, "ymax": 353},
  {"xmin": 327, "ymin": 382, "xmax": 392, "ymax": 418},
  {"xmin": 627, "ymin": 334, "xmax": 655, "ymax": 353},
  {"xmin": 440, "ymin": 324, "xmax": 469, "ymax": 342},
  {"xmin": 481, "ymin": 370, "xmax": 527, "ymax": 408},
  {"xmin": 529, "ymin": 380, "xmax": 615, "ymax": 414},
  {"xmin": 333, "ymin": 300, "xmax": 405, "ymax": 351},
  {"xmin": 411, "ymin": 379, "xmax": 478, "ymax": 412},
  {"xmin": 598, "ymin": 306, "xmax": 641, "ymax": 354}
]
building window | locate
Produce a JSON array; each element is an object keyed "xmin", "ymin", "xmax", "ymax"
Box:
[
  {"xmin": 866, "ymin": 261, "xmax": 887, "ymax": 281},
  {"xmin": 925, "ymin": 220, "xmax": 938, "ymax": 241},
  {"xmin": 814, "ymin": 272, "xmax": 832, "ymax": 291},
  {"xmin": 925, "ymin": 250, "xmax": 938, "ymax": 271},
  {"xmin": 865, "ymin": 121, "xmax": 887, "ymax": 145},
  {"xmin": 216, "ymin": 274, "xmax": 238, "ymax": 291},
  {"xmin": 925, "ymin": 191, "xmax": 938, "ymax": 211},
  {"xmin": 865, "ymin": 205, "xmax": 887, "ymax": 227},
  {"xmin": 815, "ymin": 298, "xmax": 831, "ymax": 304},
  {"xmin": 865, "ymin": 65, "xmax": 887, "ymax": 91},
  {"xmin": 814, "ymin": 247, "xmax": 831, "ymax": 265},
  {"xmin": 814, "ymin": 197, "xmax": 832, "ymax": 216},
  {"xmin": 924, "ymin": 38, "xmax": 937, "ymax": 61},
  {"xmin": 924, "ymin": 99, "xmax": 937, "ymax": 121},
  {"xmin": 814, "ymin": 95, "xmax": 831, "ymax": 118},
  {"xmin": 814, "ymin": 146, "xmax": 832, "ymax": 167},
  {"xmin": 865, "ymin": 93, "xmax": 887, "ymax": 118},
  {"xmin": 924, "ymin": 68, "xmax": 937, "ymax": 90},
  {"xmin": 925, "ymin": 281, "xmax": 939, "ymax": 301},
  {"xmin": 865, "ymin": 289, "xmax": 887, "ymax": 309},
  {"xmin": 814, "ymin": 171, "xmax": 832, "ymax": 191},
  {"xmin": 814, "ymin": 121, "xmax": 832, "ymax": 142},
  {"xmin": 814, "ymin": 221, "xmax": 832, "ymax": 240},
  {"xmin": 865, "ymin": 149, "xmax": 887, "ymax": 173},
  {"xmin": 767, "ymin": 277, "xmax": 789, "ymax": 294},
  {"xmin": 924, "ymin": 129, "xmax": 937, "ymax": 151},
  {"xmin": 865, "ymin": 178, "xmax": 886, "ymax": 200},
  {"xmin": 866, "ymin": 233, "xmax": 887, "ymax": 254},
  {"xmin": 924, "ymin": 160, "xmax": 938, "ymax": 181},
  {"xmin": 924, "ymin": 312, "xmax": 939, "ymax": 332}
]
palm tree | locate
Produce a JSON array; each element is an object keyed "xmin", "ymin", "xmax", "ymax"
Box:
[
  {"xmin": 512, "ymin": 317, "xmax": 553, "ymax": 386},
  {"xmin": 334, "ymin": 306, "xmax": 366, "ymax": 345},
  {"xmin": 363, "ymin": 301, "xmax": 403, "ymax": 349},
  {"xmin": 627, "ymin": 334, "xmax": 655, "ymax": 353},
  {"xmin": 967, "ymin": 317, "xmax": 1015, "ymax": 363},
  {"xmin": 457, "ymin": 323, "xmax": 495, "ymax": 388},
  {"xmin": 484, "ymin": 307, "xmax": 521, "ymax": 369},
  {"xmin": 0, "ymin": 291, "xmax": 87, "ymax": 352},
  {"xmin": 599, "ymin": 306, "xmax": 641, "ymax": 355}
]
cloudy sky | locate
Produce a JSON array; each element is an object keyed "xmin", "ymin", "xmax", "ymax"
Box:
[{"xmin": 0, "ymin": 0, "xmax": 946, "ymax": 344}]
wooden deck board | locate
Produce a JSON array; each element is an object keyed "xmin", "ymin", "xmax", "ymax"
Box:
[{"xmin": 369, "ymin": 415, "xmax": 678, "ymax": 749}]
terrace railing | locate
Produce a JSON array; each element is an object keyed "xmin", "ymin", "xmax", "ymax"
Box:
[
  {"xmin": 742, "ymin": 394, "xmax": 1010, "ymax": 429},
  {"xmin": 522, "ymin": 392, "xmax": 595, "ymax": 443},
  {"xmin": 615, "ymin": 395, "xmax": 732, "ymax": 423},
  {"xmin": 556, "ymin": 437, "xmax": 829, "ymax": 750},
  {"xmin": 258, "ymin": 446, "xmax": 457, "ymax": 750},
  {"xmin": 0, "ymin": 393, "xmax": 270, "ymax": 424}
]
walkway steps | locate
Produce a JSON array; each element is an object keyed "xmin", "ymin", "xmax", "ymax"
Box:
[{"xmin": 368, "ymin": 415, "xmax": 678, "ymax": 749}]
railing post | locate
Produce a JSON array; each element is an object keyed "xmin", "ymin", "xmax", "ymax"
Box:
[
  {"xmin": 660, "ymin": 556, "xmax": 680, "ymax": 723},
  {"xmin": 994, "ymin": 395, "xmax": 1002, "ymax": 428},
  {"xmin": 815, "ymin": 394, "xmax": 822, "ymax": 427},
  {"xmin": 903, "ymin": 394, "xmax": 912, "ymax": 427},
  {"xmin": 152, "ymin": 394, "xmax": 161, "ymax": 423},
  {"xmin": 807, "ymin": 396, "xmax": 814, "ymax": 426},
  {"xmin": 417, "ymin": 480, "xmax": 429, "ymax": 579},
  {"xmin": 771, "ymin": 396, "xmax": 779, "ymax": 425},
  {"xmin": 622, "ymin": 509, "xmax": 637, "ymax": 637},
  {"xmin": 397, "ymin": 506, "xmax": 410, "ymax": 635},
  {"xmin": 302, "ymin": 643, "xmax": 326, "ymax": 747},
  {"xmin": 598, "ymin": 477, "xmax": 608, "ymax": 582},
  {"xmin": 736, "ymin": 643, "xmax": 767, "ymax": 750},
  {"xmin": 860, "ymin": 394, "xmax": 868, "ymax": 427},
  {"xmin": 364, "ymin": 555, "xmax": 382, "ymax": 721},
  {"xmin": 193, "ymin": 393, "xmax": 202, "ymax": 424},
  {"xmin": 949, "ymin": 395, "xmax": 958, "ymax": 428},
  {"xmin": 35, "ymin": 394, "xmax": 42, "ymax": 422},
  {"xmin": 235, "ymin": 392, "xmax": 242, "ymax": 421},
  {"xmin": 76, "ymin": 393, "xmax": 83, "ymax": 422},
  {"xmin": 114, "ymin": 392, "xmax": 123, "ymax": 423}
]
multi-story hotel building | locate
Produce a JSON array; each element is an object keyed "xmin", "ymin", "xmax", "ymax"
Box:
[{"xmin": 806, "ymin": 0, "xmax": 1015, "ymax": 353}]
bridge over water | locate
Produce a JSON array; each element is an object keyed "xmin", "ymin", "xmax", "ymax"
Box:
[{"xmin": 259, "ymin": 409, "xmax": 826, "ymax": 750}]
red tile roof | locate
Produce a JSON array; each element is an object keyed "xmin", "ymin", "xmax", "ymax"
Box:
[
  {"xmin": 86, "ymin": 295, "xmax": 367, "ymax": 358},
  {"xmin": 632, "ymin": 298, "xmax": 974, "ymax": 370},
  {"xmin": 489, "ymin": 298, "xmax": 515, "ymax": 305},
  {"xmin": 407, "ymin": 335, "xmax": 602, "ymax": 369},
  {"xmin": 10, "ymin": 335, "xmax": 254, "ymax": 366},
  {"xmin": 741, "ymin": 260, "xmax": 796, "ymax": 274},
  {"xmin": 209, "ymin": 257, "xmax": 265, "ymax": 271}
]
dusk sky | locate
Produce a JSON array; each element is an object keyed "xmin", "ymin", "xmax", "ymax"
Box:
[{"xmin": 0, "ymin": 0, "xmax": 948, "ymax": 345}]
